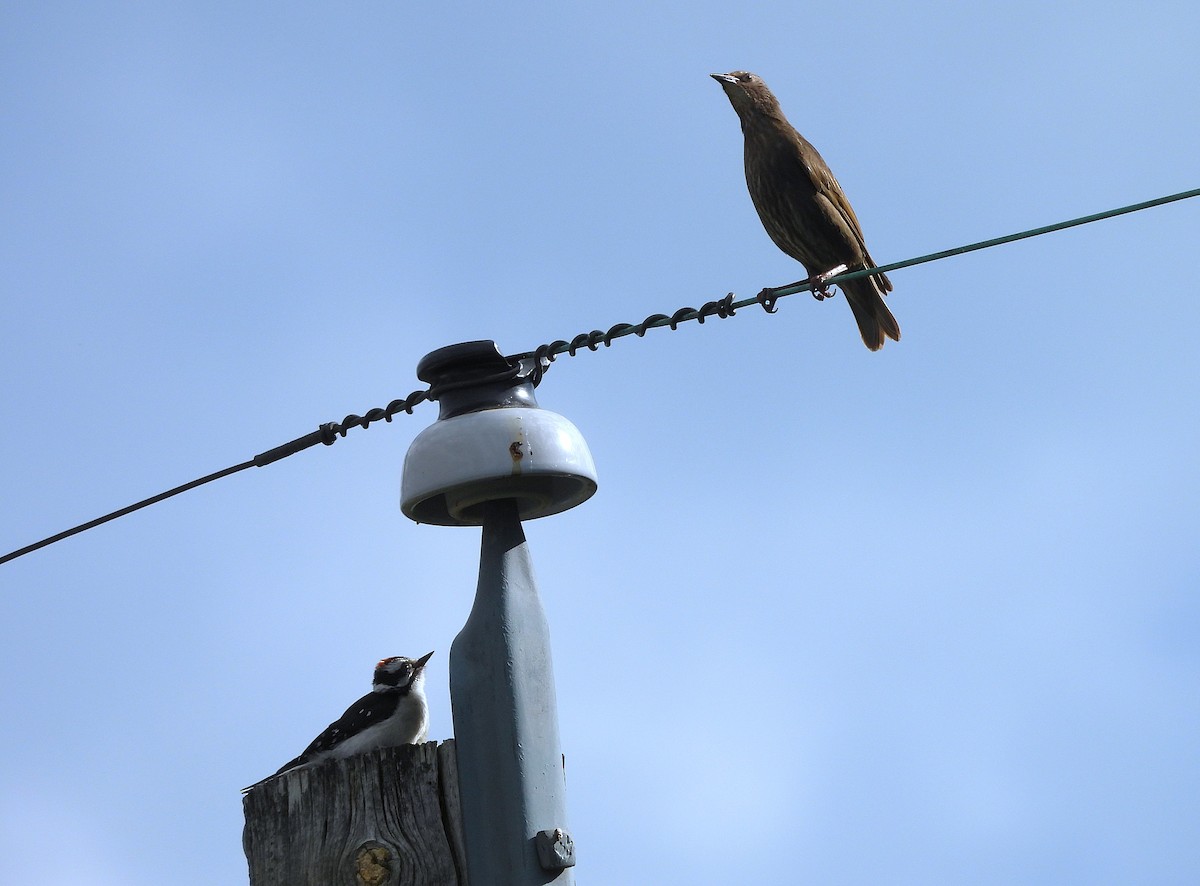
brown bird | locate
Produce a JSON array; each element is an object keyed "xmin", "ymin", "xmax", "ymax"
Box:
[{"xmin": 711, "ymin": 71, "xmax": 900, "ymax": 350}]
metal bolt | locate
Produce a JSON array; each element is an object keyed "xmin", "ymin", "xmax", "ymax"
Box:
[{"xmin": 535, "ymin": 828, "xmax": 576, "ymax": 870}]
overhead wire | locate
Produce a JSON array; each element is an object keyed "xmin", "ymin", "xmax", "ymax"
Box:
[{"xmin": 2, "ymin": 187, "xmax": 1197, "ymax": 566}]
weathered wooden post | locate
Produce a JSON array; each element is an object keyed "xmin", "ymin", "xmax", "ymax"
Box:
[
  {"xmin": 242, "ymin": 741, "xmax": 468, "ymax": 885},
  {"xmin": 401, "ymin": 342, "xmax": 597, "ymax": 885}
]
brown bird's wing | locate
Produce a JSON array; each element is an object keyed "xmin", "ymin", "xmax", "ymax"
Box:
[
  {"xmin": 791, "ymin": 135, "xmax": 899, "ymax": 349},
  {"xmin": 795, "ymin": 136, "xmax": 892, "ymax": 295}
]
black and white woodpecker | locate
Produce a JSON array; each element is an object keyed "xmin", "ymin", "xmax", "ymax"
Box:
[{"xmin": 243, "ymin": 651, "xmax": 434, "ymax": 793}]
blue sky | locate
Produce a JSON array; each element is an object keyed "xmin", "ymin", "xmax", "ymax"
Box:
[{"xmin": 2, "ymin": 3, "xmax": 1198, "ymax": 884}]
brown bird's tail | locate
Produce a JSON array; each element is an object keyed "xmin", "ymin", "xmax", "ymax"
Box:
[{"xmin": 841, "ymin": 271, "xmax": 900, "ymax": 351}]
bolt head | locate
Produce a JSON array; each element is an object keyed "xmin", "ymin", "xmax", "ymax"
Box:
[{"xmin": 535, "ymin": 828, "xmax": 576, "ymax": 870}]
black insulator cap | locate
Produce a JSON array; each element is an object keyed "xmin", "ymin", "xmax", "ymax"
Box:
[{"xmin": 416, "ymin": 340, "xmax": 538, "ymax": 420}]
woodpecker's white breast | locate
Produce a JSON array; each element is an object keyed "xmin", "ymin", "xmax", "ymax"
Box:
[{"xmin": 323, "ymin": 672, "xmax": 429, "ymax": 759}]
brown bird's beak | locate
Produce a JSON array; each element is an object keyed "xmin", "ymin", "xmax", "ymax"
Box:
[
  {"xmin": 710, "ymin": 72, "xmax": 738, "ymax": 85},
  {"xmin": 415, "ymin": 650, "xmax": 434, "ymax": 670}
]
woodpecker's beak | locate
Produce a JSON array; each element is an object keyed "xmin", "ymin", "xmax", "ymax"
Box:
[{"xmin": 414, "ymin": 650, "xmax": 434, "ymax": 670}]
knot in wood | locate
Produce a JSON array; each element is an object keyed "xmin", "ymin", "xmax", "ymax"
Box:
[{"xmin": 354, "ymin": 843, "xmax": 392, "ymax": 886}]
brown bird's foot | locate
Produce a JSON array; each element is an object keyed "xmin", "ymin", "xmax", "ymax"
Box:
[
  {"xmin": 809, "ymin": 264, "xmax": 848, "ymax": 301},
  {"xmin": 756, "ymin": 286, "xmax": 781, "ymax": 314},
  {"xmin": 758, "ymin": 262, "xmax": 850, "ymax": 312}
]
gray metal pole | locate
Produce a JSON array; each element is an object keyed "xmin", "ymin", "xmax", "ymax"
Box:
[{"xmin": 450, "ymin": 497, "xmax": 575, "ymax": 885}]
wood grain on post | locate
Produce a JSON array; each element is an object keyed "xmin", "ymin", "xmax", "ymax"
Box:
[{"xmin": 243, "ymin": 740, "xmax": 468, "ymax": 886}]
